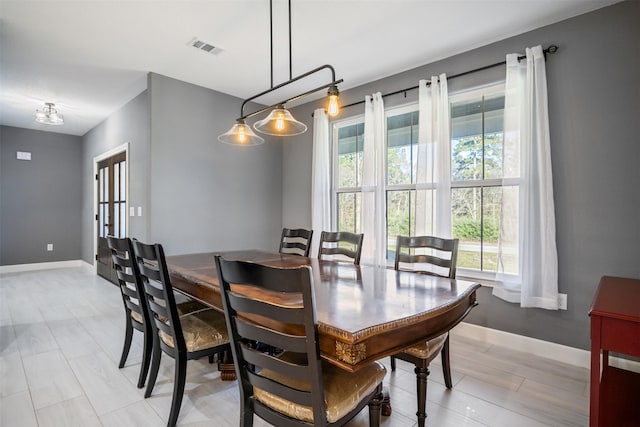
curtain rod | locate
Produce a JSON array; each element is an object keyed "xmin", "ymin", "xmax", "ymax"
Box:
[{"xmin": 337, "ymin": 44, "xmax": 558, "ymax": 111}]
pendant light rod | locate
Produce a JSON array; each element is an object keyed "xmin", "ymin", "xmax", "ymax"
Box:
[
  {"xmin": 270, "ymin": 0, "xmax": 273, "ymax": 88},
  {"xmin": 239, "ymin": 63, "xmax": 343, "ymax": 120},
  {"xmin": 288, "ymin": 0, "xmax": 292, "ymax": 80}
]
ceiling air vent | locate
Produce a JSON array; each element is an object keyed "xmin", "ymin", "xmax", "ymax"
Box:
[{"xmin": 187, "ymin": 37, "xmax": 222, "ymax": 55}]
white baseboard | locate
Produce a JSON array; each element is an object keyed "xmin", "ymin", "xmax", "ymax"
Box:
[
  {"xmin": 453, "ymin": 322, "xmax": 640, "ymax": 373},
  {"xmin": 0, "ymin": 259, "xmax": 87, "ymax": 274}
]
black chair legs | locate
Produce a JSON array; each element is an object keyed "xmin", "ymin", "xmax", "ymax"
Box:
[
  {"xmin": 137, "ymin": 327, "xmax": 153, "ymax": 388},
  {"xmin": 441, "ymin": 336, "xmax": 452, "ymax": 389},
  {"xmin": 145, "ymin": 340, "xmax": 162, "ymax": 398},
  {"xmin": 167, "ymin": 356, "xmax": 187, "ymax": 427},
  {"xmin": 118, "ymin": 317, "xmax": 133, "ymax": 369}
]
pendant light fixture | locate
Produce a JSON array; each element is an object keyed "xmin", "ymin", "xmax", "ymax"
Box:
[
  {"xmin": 217, "ymin": 0, "xmax": 342, "ymax": 145},
  {"xmin": 253, "ymin": 105, "xmax": 307, "ymax": 136},
  {"xmin": 35, "ymin": 102, "xmax": 64, "ymax": 125},
  {"xmin": 218, "ymin": 119, "xmax": 264, "ymax": 145}
]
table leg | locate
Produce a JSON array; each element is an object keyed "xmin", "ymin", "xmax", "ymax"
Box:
[
  {"xmin": 590, "ymin": 317, "xmax": 601, "ymax": 427},
  {"xmin": 218, "ymin": 350, "xmax": 236, "ymax": 381},
  {"xmin": 381, "ymin": 387, "xmax": 392, "ymax": 416}
]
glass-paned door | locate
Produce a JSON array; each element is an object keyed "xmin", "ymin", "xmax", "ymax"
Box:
[{"xmin": 96, "ymin": 151, "xmax": 127, "ymax": 284}]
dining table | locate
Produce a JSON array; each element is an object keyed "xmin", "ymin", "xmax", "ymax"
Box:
[{"xmin": 166, "ymin": 250, "xmax": 480, "ymax": 381}]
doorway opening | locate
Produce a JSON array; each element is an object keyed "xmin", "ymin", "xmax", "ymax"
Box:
[{"xmin": 94, "ymin": 144, "xmax": 129, "ymax": 284}]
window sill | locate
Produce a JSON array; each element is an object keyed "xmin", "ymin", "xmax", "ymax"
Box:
[{"xmin": 456, "ymin": 269, "xmax": 506, "ymax": 289}]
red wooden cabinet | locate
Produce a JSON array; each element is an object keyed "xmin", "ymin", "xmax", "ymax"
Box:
[{"xmin": 589, "ymin": 276, "xmax": 640, "ymax": 427}]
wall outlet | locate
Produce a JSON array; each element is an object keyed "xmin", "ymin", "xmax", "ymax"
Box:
[
  {"xmin": 47, "ymin": 243, "xmax": 53, "ymax": 251},
  {"xmin": 558, "ymin": 293, "xmax": 567, "ymax": 310}
]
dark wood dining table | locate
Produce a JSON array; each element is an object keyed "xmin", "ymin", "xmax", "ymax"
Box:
[{"xmin": 166, "ymin": 250, "xmax": 480, "ymax": 380}]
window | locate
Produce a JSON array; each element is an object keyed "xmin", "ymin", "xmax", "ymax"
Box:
[
  {"xmin": 450, "ymin": 85, "xmax": 518, "ymax": 276},
  {"xmin": 385, "ymin": 107, "xmax": 423, "ymax": 261},
  {"xmin": 333, "ymin": 119, "xmax": 364, "ymax": 235},
  {"xmin": 331, "ymin": 84, "xmax": 517, "ymax": 278}
]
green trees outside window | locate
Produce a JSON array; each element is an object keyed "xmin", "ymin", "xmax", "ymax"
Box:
[{"xmin": 332, "ymin": 85, "xmax": 518, "ymax": 275}]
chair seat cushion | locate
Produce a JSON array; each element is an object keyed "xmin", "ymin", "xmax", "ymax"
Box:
[
  {"xmin": 402, "ymin": 332, "xmax": 447, "ymax": 360},
  {"xmin": 254, "ymin": 353, "xmax": 386, "ymax": 423},
  {"xmin": 159, "ymin": 308, "xmax": 229, "ymax": 352},
  {"xmin": 129, "ymin": 298, "xmax": 206, "ymax": 325},
  {"xmin": 130, "ymin": 310, "xmax": 144, "ymax": 324}
]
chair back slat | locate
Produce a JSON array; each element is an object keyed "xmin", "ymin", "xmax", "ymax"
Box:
[
  {"xmin": 138, "ymin": 262, "xmax": 162, "ymax": 282},
  {"xmin": 240, "ymin": 344, "xmax": 311, "ymax": 380},
  {"xmin": 116, "ymin": 270, "xmax": 137, "ymax": 285},
  {"xmin": 216, "ymin": 256, "xmax": 327, "ymax": 425},
  {"xmin": 228, "ymin": 292, "xmax": 305, "ymax": 324},
  {"xmin": 133, "ymin": 240, "xmax": 186, "ymax": 354},
  {"xmin": 394, "ymin": 235, "xmax": 459, "ymax": 278},
  {"xmin": 142, "ymin": 279, "xmax": 165, "ymax": 300},
  {"xmin": 279, "ymin": 228, "xmax": 313, "ymax": 257},
  {"xmin": 317, "ymin": 231, "xmax": 364, "ymax": 265},
  {"xmin": 120, "ymin": 283, "xmax": 139, "ymax": 299},
  {"xmin": 124, "ymin": 299, "xmax": 142, "ymax": 314},
  {"xmin": 107, "ymin": 236, "xmax": 151, "ymax": 330},
  {"xmin": 235, "ymin": 318, "xmax": 308, "ymax": 353}
]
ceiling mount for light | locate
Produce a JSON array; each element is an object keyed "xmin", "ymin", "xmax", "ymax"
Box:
[
  {"xmin": 218, "ymin": 0, "xmax": 343, "ymax": 145},
  {"xmin": 35, "ymin": 102, "xmax": 64, "ymax": 125}
]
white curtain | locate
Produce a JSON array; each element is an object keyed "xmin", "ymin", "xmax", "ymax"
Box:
[
  {"xmin": 494, "ymin": 45, "xmax": 559, "ymax": 310},
  {"xmin": 361, "ymin": 93, "xmax": 387, "ymax": 266},
  {"xmin": 415, "ymin": 75, "xmax": 451, "ymax": 238},
  {"xmin": 311, "ymin": 108, "xmax": 331, "ymax": 254}
]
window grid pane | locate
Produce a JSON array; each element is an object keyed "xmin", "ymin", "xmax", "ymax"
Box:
[
  {"xmin": 452, "ymin": 187, "xmax": 481, "ymax": 270},
  {"xmin": 337, "ymin": 123, "xmax": 364, "ymax": 189},
  {"xmin": 114, "ymin": 163, "xmax": 120, "ymax": 202},
  {"xmin": 121, "ymin": 161, "xmax": 127, "ymax": 201},
  {"xmin": 337, "ymin": 192, "xmax": 361, "ymax": 234}
]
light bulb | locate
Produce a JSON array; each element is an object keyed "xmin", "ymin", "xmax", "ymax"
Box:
[
  {"xmin": 275, "ymin": 115, "xmax": 285, "ymax": 131},
  {"xmin": 327, "ymin": 85, "xmax": 340, "ymax": 117},
  {"xmin": 328, "ymin": 94, "xmax": 339, "ymax": 117},
  {"xmin": 237, "ymin": 126, "xmax": 246, "ymax": 143}
]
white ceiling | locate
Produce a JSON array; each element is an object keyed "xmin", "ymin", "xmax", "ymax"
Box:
[{"xmin": 0, "ymin": 0, "xmax": 619, "ymax": 136}]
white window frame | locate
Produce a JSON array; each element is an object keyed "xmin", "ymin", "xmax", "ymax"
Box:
[
  {"xmin": 331, "ymin": 114, "xmax": 365, "ymax": 233},
  {"xmin": 330, "ymin": 82, "xmax": 521, "ymax": 284},
  {"xmin": 449, "ymin": 83, "xmax": 520, "ymax": 283}
]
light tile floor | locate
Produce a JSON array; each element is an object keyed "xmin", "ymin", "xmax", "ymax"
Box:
[{"xmin": 0, "ymin": 267, "xmax": 590, "ymax": 426}]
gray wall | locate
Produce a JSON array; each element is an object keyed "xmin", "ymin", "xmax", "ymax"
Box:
[
  {"xmin": 81, "ymin": 90, "xmax": 150, "ymax": 263},
  {"xmin": 148, "ymin": 73, "xmax": 283, "ymax": 254},
  {"xmin": 0, "ymin": 126, "xmax": 82, "ymax": 265},
  {"xmin": 285, "ymin": 0, "xmax": 640, "ymax": 350},
  {"xmin": 80, "ymin": 73, "xmax": 284, "ymax": 263}
]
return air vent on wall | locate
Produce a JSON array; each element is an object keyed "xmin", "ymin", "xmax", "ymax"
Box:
[{"xmin": 187, "ymin": 37, "xmax": 222, "ymax": 55}]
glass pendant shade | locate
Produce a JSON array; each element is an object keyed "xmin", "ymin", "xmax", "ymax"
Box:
[
  {"xmin": 253, "ymin": 106, "xmax": 307, "ymax": 136},
  {"xmin": 217, "ymin": 120, "xmax": 265, "ymax": 145},
  {"xmin": 35, "ymin": 102, "xmax": 64, "ymax": 125}
]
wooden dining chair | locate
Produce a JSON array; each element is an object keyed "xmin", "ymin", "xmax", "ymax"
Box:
[
  {"xmin": 215, "ymin": 255, "xmax": 386, "ymax": 427},
  {"xmin": 391, "ymin": 235, "xmax": 459, "ymax": 427},
  {"xmin": 132, "ymin": 240, "xmax": 231, "ymax": 427},
  {"xmin": 107, "ymin": 236, "xmax": 153, "ymax": 389},
  {"xmin": 279, "ymin": 227, "xmax": 313, "ymax": 257},
  {"xmin": 317, "ymin": 231, "xmax": 364, "ymax": 265}
]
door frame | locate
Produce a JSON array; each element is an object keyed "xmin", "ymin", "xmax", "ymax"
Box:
[{"xmin": 93, "ymin": 142, "xmax": 130, "ymax": 270}]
